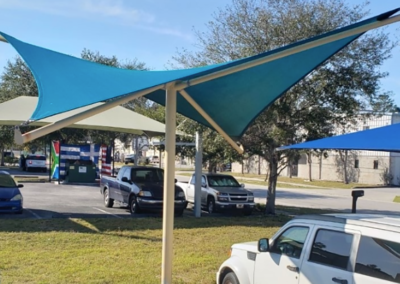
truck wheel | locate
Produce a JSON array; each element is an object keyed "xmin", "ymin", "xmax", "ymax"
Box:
[
  {"xmin": 129, "ymin": 195, "xmax": 141, "ymax": 214},
  {"xmin": 104, "ymin": 189, "xmax": 114, "ymax": 208},
  {"xmin": 207, "ymin": 197, "xmax": 216, "ymax": 214},
  {"xmin": 222, "ymin": 272, "xmax": 239, "ymax": 284}
]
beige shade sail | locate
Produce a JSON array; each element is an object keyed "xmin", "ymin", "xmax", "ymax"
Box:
[{"xmin": 0, "ymin": 96, "xmax": 166, "ymax": 136}]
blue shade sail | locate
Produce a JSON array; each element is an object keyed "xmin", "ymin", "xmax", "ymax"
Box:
[
  {"xmin": 1, "ymin": 8, "xmax": 398, "ymax": 140},
  {"xmin": 278, "ymin": 123, "xmax": 400, "ymax": 153}
]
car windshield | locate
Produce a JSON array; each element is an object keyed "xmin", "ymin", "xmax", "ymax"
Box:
[
  {"xmin": 208, "ymin": 176, "xmax": 240, "ymax": 187},
  {"xmin": 0, "ymin": 174, "xmax": 17, "ymax": 188},
  {"xmin": 131, "ymin": 169, "xmax": 164, "ymax": 183}
]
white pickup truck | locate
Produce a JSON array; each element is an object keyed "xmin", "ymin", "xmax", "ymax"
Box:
[{"xmin": 177, "ymin": 173, "xmax": 255, "ymax": 215}]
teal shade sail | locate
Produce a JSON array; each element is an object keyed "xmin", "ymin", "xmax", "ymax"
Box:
[{"xmin": 1, "ymin": 8, "xmax": 399, "ymax": 140}]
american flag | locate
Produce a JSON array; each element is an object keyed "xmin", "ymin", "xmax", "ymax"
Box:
[{"xmin": 101, "ymin": 144, "xmax": 112, "ymax": 176}]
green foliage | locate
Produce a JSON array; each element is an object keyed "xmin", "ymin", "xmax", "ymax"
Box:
[{"xmin": 173, "ymin": 0, "xmax": 398, "ymax": 213}]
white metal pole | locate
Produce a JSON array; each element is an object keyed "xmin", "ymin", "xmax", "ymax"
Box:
[
  {"xmin": 194, "ymin": 132, "xmax": 202, "ymax": 217},
  {"xmin": 14, "ymin": 85, "xmax": 163, "ymax": 144},
  {"xmin": 161, "ymin": 83, "xmax": 177, "ymax": 284},
  {"xmin": 175, "ymin": 14, "xmax": 400, "ymax": 91},
  {"xmin": 179, "ymin": 89, "xmax": 244, "ymax": 154}
]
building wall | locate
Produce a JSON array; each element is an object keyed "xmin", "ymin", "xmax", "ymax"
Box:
[{"xmin": 231, "ymin": 113, "xmax": 400, "ymax": 185}]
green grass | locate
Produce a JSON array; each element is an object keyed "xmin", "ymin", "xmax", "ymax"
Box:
[
  {"xmin": 393, "ymin": 196, "xmax": 400, "ymax": 203},
  {"xmin": 0, "ymin": 215, "xmax": 294, "ymax": 284},
  {"xmin": 177, "ymin": 172, "xmax": 377, "ymax": 189}
]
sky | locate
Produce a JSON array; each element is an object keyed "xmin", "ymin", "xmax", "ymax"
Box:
[{"xmin": 0, "ymin": 0, "xmax": 399, "ymax": 105}]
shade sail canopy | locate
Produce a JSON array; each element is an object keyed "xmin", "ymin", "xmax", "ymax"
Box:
[
  {"xmin": 278, "ymin": 123, "xmax": 400, "ymax": 153},
  {"xmin": 1, "ymin": 8, "xmax": 399, "ymax": 140},
  {"xmin": 0, "ymin": 96, "xmax": 166, "ymax": 136}
]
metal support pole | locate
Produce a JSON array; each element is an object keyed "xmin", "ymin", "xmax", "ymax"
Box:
[
  {"xmin": 159, "ymin": 147, "xmax": 162, "ymax": 168},
  {"xmin": 48, "ymin": 139, "xmax": 51, "ymax": 182},
  {"xmin": 161, "ymin": 84, "xmax": 177, "ymax": 284},
  {"xmin": 134, "ymin": 136, "xmax": 139, "ymax": 166},
  {"xmin": 194, "ymin": 132, "xmax": 202, "ymax": 217}
]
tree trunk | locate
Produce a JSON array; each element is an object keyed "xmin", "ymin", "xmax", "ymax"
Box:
[
  {"xmin": 208, "ymin": 162, "xmax": 217, "ymax": 173},
  {"xmin": 0, "ymin": 147, "xmax": 4, "ymax": 166},
  {"xmin": 319, "ymin": 154, "xmax": 322, "ymax": 180},
  {"xmin": 265, "ymin": 155, "xmax": 278, "ymax": 215},
  {"xmin": 307, "ymin": 152, "xmax": 312, "ymax": 181},
  {"xmin": 289, "ymin": 160, "xmax": 292, "ymax": 178}
]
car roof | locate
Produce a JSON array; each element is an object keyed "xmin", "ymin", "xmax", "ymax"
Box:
[
  {"xmin": 294, "ymin": 214, "xmax": 400, "ymax": 233},
  {"xmin": 202, "ymin": 173, "xmax": 234, "ymax": 177},
  {"xmin": 0, "ymin": 170, "xmax": 11, "ymax": 175}
]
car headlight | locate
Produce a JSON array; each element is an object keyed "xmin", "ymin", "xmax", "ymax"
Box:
[
  {"xmin": 11, "ymin": 194, "xmax": 22, "ymax": 201},
  {"xmin": 177, "ymin": 191, "xmax": 185, "ymax": 198},
  {"xmin": 138, "ymin": 190, "xmax": 152, "ymax": 197},
  {"xmin": 248, "ymin": 193, "xmax": 254, "ymax": 201},
  {"xmin": 217, "ymin": 192, "xmax": 229, "ymax": 201}
]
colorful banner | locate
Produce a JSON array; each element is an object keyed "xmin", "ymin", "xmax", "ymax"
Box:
[{"xmin": 51, "ymin": 141, "xmax": 60, "ymax": 180}]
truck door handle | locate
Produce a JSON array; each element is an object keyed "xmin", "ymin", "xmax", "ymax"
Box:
[
  {"xmin": 286, "ymin": 265, "xmax": 299, "ymax": 272},
  {"xmin": 332, "ymin": 277, "xmax": 348, "ymax": 284}
]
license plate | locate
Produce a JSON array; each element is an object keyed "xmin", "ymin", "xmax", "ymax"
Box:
[{"xmin": 236, "ymin": 204, "xmax": 244, "ymax": 209}]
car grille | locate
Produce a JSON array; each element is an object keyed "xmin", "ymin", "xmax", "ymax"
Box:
[
  {"xmin": 229, "ymin": 194, "xmax": 248, "ymax": 202},
  {"xmin": 0, "ymin": 198, "xmax": 10, "ymax": 202}
]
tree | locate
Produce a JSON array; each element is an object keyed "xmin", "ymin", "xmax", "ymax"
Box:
[{"xmin": 173, "ymin": 0, "xmax": 397, "ymax": 214}]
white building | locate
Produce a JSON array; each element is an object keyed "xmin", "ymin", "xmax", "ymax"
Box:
[{"xmin": 232, "ymin": 113, "xmax": 400, "ymax": 185}]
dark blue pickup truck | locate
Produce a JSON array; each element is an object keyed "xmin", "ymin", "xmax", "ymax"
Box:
[{"xmin": 100, "ymin": 166, "xmax": 188, "ymax": 216}]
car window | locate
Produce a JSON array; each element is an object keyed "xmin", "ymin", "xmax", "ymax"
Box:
[
  {"xmin": 355, "ymin": 236, "xmax": 400, "ymax": 283},
  {"xmin": 27, "ymin": 155, "xmax": 46, "ymax": 160},
  {"xmin": 190, "ymin": 175, "xmax": 196, "ymax": 185},
  {"xmin": 131, "ymin": 169, "xmax": 163, "ymax": 183},
  {"xmin": 0, "ymin": 174, "xmax": 17, "ymax": 187},
  {"xmin": 270, "ymin": 226, "xmax": 309, "ymax": 259},
  {"xmin": 207, "ymin": 176, "xmax": 240, "ymax": 187},
  {"xmin": 309, "ymin": 229, "xmax": 353, "ymax": 271}
]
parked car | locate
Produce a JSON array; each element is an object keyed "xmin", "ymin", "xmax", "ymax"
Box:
[
  {"xmin": 100, "ymin": 166, "xmax": 187, "ymax": 216},
  {"xmin": 148, "ymin": 155, "xmax": 160, "ymax": 163},
  {"xmin": 177, "ymin": 173, "xmax": 255, "ymax": 215},
  {"xmin": 124, "ymin": 154, "xmax": 149, "ymax": 165},
  {"xmin": 217, "ymin": 213, "xmax": 400, "ymax": 284},
  {"xmin": 21, "ymin": 154, "xmax": 47, "ymax": 172},
  {"xmin": 0, "ymin": 171, "xmax": 23, "ymax": 214}
]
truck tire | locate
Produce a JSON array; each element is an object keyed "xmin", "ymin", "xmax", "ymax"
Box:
[
  {"xmin": 222, "ymin": 272, "xmax": 239, "ymax": 284},
  {"xmin": 104, "ymin": 189, "xmax": 114, "ymax": 208},
  {"xmin": 207, "ymin": 197, "xmax": 216, "ymax": 214},
  {"xmin": 129, "ymin": 195, "xmax": 141, "ymax": 214}
]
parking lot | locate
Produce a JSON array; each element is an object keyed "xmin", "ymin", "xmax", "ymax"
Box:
[{"xmin": 0, "ymin": 182, "xmax": 203, "ymax": 219}]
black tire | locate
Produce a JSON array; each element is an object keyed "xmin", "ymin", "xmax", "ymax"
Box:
[
  {"xmin": 129, "ymin": 195, "xmax": 141, "ymax": 214},
  {"xmin": 222, "ymin": 272, "xmax": 239, "ymax": 284},
  {"xmin": 104, "ymin": 189, "xmax": 114, "ymax": 208},
  {"xmin": 207, "ymin": 197, "xmax": 216, "ymax": 214}
]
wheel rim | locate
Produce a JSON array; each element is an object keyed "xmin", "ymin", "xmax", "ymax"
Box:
[
  {"xmin": 104, "ymin": 190, "xmax": 109, "ymax": 204},
  {"xmin": 131, "ymin": 198, "xmax": 136, "ymax": 213}
]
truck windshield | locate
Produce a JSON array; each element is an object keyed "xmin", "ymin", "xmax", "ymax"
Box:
[
  {"xmin": 131, "ymin": 169, "xmax": 164, "ymax": 183},
  {"xmin": 208, "ymin": 176, "xmax": 240, "ymax": 187}
]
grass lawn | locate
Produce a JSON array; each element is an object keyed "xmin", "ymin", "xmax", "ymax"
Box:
[
  {"xmin": 0, "ymin": 214, "xmax": 298, "ymax": 284},
  {"xmin": 393, "ymin": 196, "xmax": 400, "ymax": 203},
  {"xmin": 177, "ymin": 172, "xmax": 377, "ymax": 189}
]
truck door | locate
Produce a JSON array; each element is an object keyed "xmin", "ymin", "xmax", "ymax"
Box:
[
  {"xmin": 111, "ymin": 167, "xmax": 126, "ymax": 201},
  {"xmin": 120, "ymin": 169, "xmax": 132, "ymax": 204}
]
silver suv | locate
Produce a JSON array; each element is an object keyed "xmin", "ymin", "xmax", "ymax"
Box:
[{"xmin": 217, "ymin": 214, "xmax": 400, "ymax": 284}]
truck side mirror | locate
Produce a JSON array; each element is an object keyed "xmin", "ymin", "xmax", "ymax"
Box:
[
  {"xmin": 121, "ymin": 177, "xmax": 130, "ymax": 183},
  {"xmin": 258, "ymin": 238, "xmax": 269, "ymax": 252},
  {"xmin": 241, "ymin": 184, "xmax": 245, "ymax": 188},
  {"xmin": 201, "ymin": 182, "xmax": 207, "ymax": 188}
]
